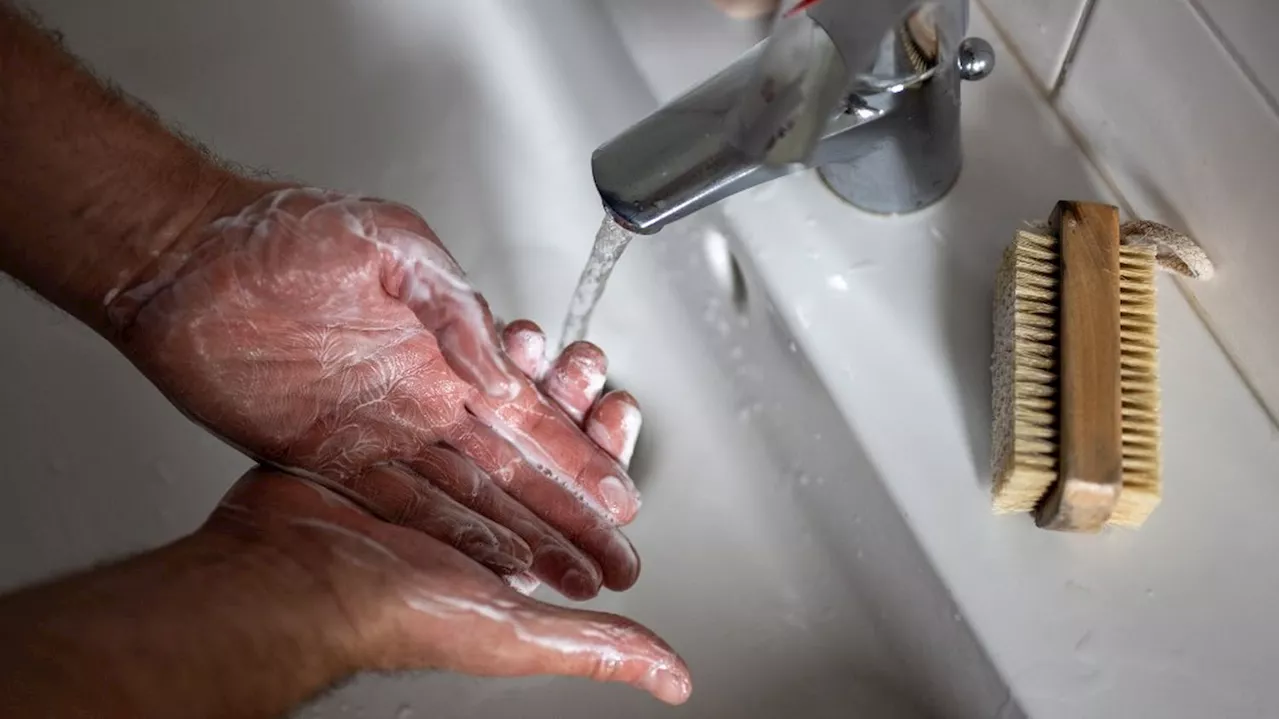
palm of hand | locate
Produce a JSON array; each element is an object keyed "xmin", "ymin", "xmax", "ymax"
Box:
[
  {"xmin": 212, "ymin": 469, "xmax": 691, "ymax": 706},
  {"xmin": 111, "ymin": 187, "xmax": 642, "ymax": 598},
  {"xmin": 118, "ymin": 188, "xmax": 469, "ymax": 473}
]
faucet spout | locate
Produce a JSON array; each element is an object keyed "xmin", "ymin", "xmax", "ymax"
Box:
[{"xmin": 591, "ymin": 0, "xmax": 992, "ymax": 235}]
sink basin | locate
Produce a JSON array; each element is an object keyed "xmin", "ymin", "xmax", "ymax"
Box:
[{"xmin": 0, "ymin": 2, "xmax": 1014, "ymax": 717}]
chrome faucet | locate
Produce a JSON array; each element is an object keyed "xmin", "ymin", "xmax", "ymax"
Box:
[{"xmin": 592, "ymin": 0, "xmax": 995, "ymax": 234}]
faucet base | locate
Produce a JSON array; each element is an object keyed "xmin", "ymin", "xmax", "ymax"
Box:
[{"xmin": 815, "ymin": 67, "xmax": 963, "ymax": 214}]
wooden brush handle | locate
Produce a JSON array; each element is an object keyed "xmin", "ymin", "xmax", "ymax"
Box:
[{"xmin": 1036, "ymin": 201, "xmax": 1123, "ymax": 532}]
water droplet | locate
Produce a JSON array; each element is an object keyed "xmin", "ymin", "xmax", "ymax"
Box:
[
  {"xmin": 1145, "ymin": 588, "xmax": 1155, "ymax": 599},
  {"xmin": 855, "ymin": 549, "xmax": 864, "ymax": 559},
  {"xmin": 794, "ymin": 306, "xmax": 812, "ymax": 329},
  {"xmin": 826, "ymin": 274, "xmax": 849, "ymax": 292},
  {"xmin": 396, "ymin": 706, "xmax": 414, "ymax": 719}
]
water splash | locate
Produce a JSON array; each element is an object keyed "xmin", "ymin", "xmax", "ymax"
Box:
[{"xmin": 559, "ymin": 215, "xmax": 636, "ymax": 352}]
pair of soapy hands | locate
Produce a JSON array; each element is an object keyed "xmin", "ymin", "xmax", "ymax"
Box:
[
  {"xmin": 98, "ymin": 2, "xmax": 797, "ymax": 699},
  {"xmin": 108, "ymin": 185, "xmax": 689, "ymax": 704}
]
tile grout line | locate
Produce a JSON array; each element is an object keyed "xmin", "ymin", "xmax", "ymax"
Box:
[
  {"xmin": 1048, "ymin": 0, "xmax": 1098, "ymax": 100},
  {"xmin": 1185, "ymin": 0, "xmax": 1278, "ymax": 114},
  {"xmin": 972, "ymin": 0, "xmax": 1044, "ymax": 93},
  {"xmin": 973, "ymin": 0, "xmax": 1278, "ymax": 426}
]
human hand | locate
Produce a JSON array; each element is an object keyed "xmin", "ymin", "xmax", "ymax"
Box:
[
  {"xmin": 711, "ymin": 0, "xmax": 780, "ymax": 19},
  {"xmin": 107, "ymin": 185, "xmax": 643, "ymax": 599},
  {"xmin": 209, "ymin": 467, "xmax": 691, "ymax": 705}
]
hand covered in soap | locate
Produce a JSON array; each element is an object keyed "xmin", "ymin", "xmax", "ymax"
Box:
[
  {"xmin": 207, "ymin": 467, "xmax": 691, "ymax": 705},
  {"xmin": 108, "ymin": 185, "xmax": 643, "ymax": 599}
]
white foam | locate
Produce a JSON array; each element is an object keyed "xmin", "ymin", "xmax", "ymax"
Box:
[
  {"xmin": 113, "ymin": 187, "xmax": 519, "ymax": 400},
  {"xmin": 617, "ymin": 402, "xmax": 642, "ymax": 467},
  {"xmin": 510, "ymin": 327, "xmax": 549, "ymax": 379},
  {"xmin": 289, "ymin": 517, "xmax": 403, "ymax": 563}
]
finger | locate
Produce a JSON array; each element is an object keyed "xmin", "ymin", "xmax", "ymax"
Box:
[
  {"xmin": 540, "ymin": 341, "xmax": 608, "ymax": 423},
  {"xmin": 368, "ymin": 202, "xmax": 520, "ymax": 400},
  {"xmin": 468, "ymin": 394, "xmax": 642, "ymax": 526},
  {"xmin": 501, "ymin": 319, "xmax": 549, "ymax": 381},
  {"xmin": 408, "ymin": 448, "xmax": 604, "ymax": 601},
  {"xmin": 712, "ymin": 0, "xmax": 779, "ymax": 19},
  {"xmin": 487, "ymin": 596, "xmax": 691, "ymax": 705},
  {"xmin": 356, "ymin": 514, "xmax": 690, "ymax": 705},
  {"xmin": 504, "ymin": 572, "xmax": 542, "ymax": 596},
  {"xmin": 392, "ymin": 255, "xmax": 517, "ymax": 400},
  {"xmin": 585, "ymin": 390, "xmax": 643, "ymax": 468},
  {"xmin": 450, "ymin": 420, "xmax": 641, "ymax": 591},
  {"xmin": 342, "ymin": 464, "xmax": 533, "ymax": 575}
]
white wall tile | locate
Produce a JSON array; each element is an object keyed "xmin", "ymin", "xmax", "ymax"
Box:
[
  {"xmin": 1190, "ymin": 0, "xmax": 1278, "ymax": 106},
  {"xmin": 1058, "ymin": 0, "xmax": 1279, "ymax": 416},
  {"xmin": 978, "ymin": 0, "xmax": 1090, "ymax": 90}
]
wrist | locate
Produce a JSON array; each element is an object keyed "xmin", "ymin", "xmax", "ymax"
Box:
[
  {"xmin": 0, "ymin": 521, "xmax": 362, "ymax": 719},
  {"xmin": 95, "ymin": 166, "xmax": 269, "ymax": 339},
  {"xmin": 185, "ymin": 521, "xmax": 367, "ymax": 683}
]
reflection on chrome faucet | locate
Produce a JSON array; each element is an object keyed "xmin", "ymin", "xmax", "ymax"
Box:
[{"xmin": 592, "ymin": 0, "xmax": 995, "ymax": 234}]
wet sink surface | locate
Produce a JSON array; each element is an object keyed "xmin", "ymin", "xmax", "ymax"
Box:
[{"xmin": 0, "ymin": 2, "xmax": 1010, "ymax": 717}]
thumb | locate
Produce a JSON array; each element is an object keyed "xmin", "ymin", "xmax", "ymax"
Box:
[
  {"xmin": 378, "ymin": 227, "xmax": 520, "ymax": 400},
  {"xmin": 491, "ymin": 599, "xmax": 692, "ymax": 705}
]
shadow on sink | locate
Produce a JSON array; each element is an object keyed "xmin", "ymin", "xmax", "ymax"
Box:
[{"xmin": 926, "ymin": 76, "xmax": 1120, "ymax": 489}]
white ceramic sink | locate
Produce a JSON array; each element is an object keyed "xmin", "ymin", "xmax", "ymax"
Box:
[{"xmin": 0, "ymin": 1, "xmax": 1015, "ymax": 717}]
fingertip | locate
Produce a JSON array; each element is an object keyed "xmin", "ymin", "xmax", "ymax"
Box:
[
  {"xmin": 559, "ymin": 568, "xmax": 602, "ymax": 601},
  {"xmin": 502, "ymin": 319, "xmax": 549, "ymax": 380},
  {"xmin": 542, "ymin": 341, "xmax": 608, "ymax": 421},
  {"xmin": 511, "ymin": 601, "xmax": 690, "ymax": 705},
  {"xmin": 504, "ymin": 571, "xmax": 542, "ymax": 596},
  {"xmin": 640, "ymin": 664, "xmax": 694, "ymax": 705},
  {"xmin": 711, "ymin": 0, "xmax": 779, "ymax": 19},
  {"xmin": 599, "ymin": 529, "xmax": 641, "ymax": 591},
  {"xmin": 597, "ymin": 474, "xmax": 641, "ymax": 525},
  {"xmin": 501, "ymin": 318, "xmax": 544, "ymax": 338},
  {"xmin": 585, "ymin": 391, "xmax": 643, "ymax": 468}
]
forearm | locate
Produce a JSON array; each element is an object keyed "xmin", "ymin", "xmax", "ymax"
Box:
[
  {"xmin": 0, "ymin": 529, "xmax": 355, "ymax": 719},
  {"xmin": 0, "ymin": 3, "xmax": 246, "ymax": 336}
]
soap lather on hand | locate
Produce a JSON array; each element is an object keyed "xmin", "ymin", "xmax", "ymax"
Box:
[{"xmin": 0, "ymin": 3, "xmax": 689, "ymax": 714}]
